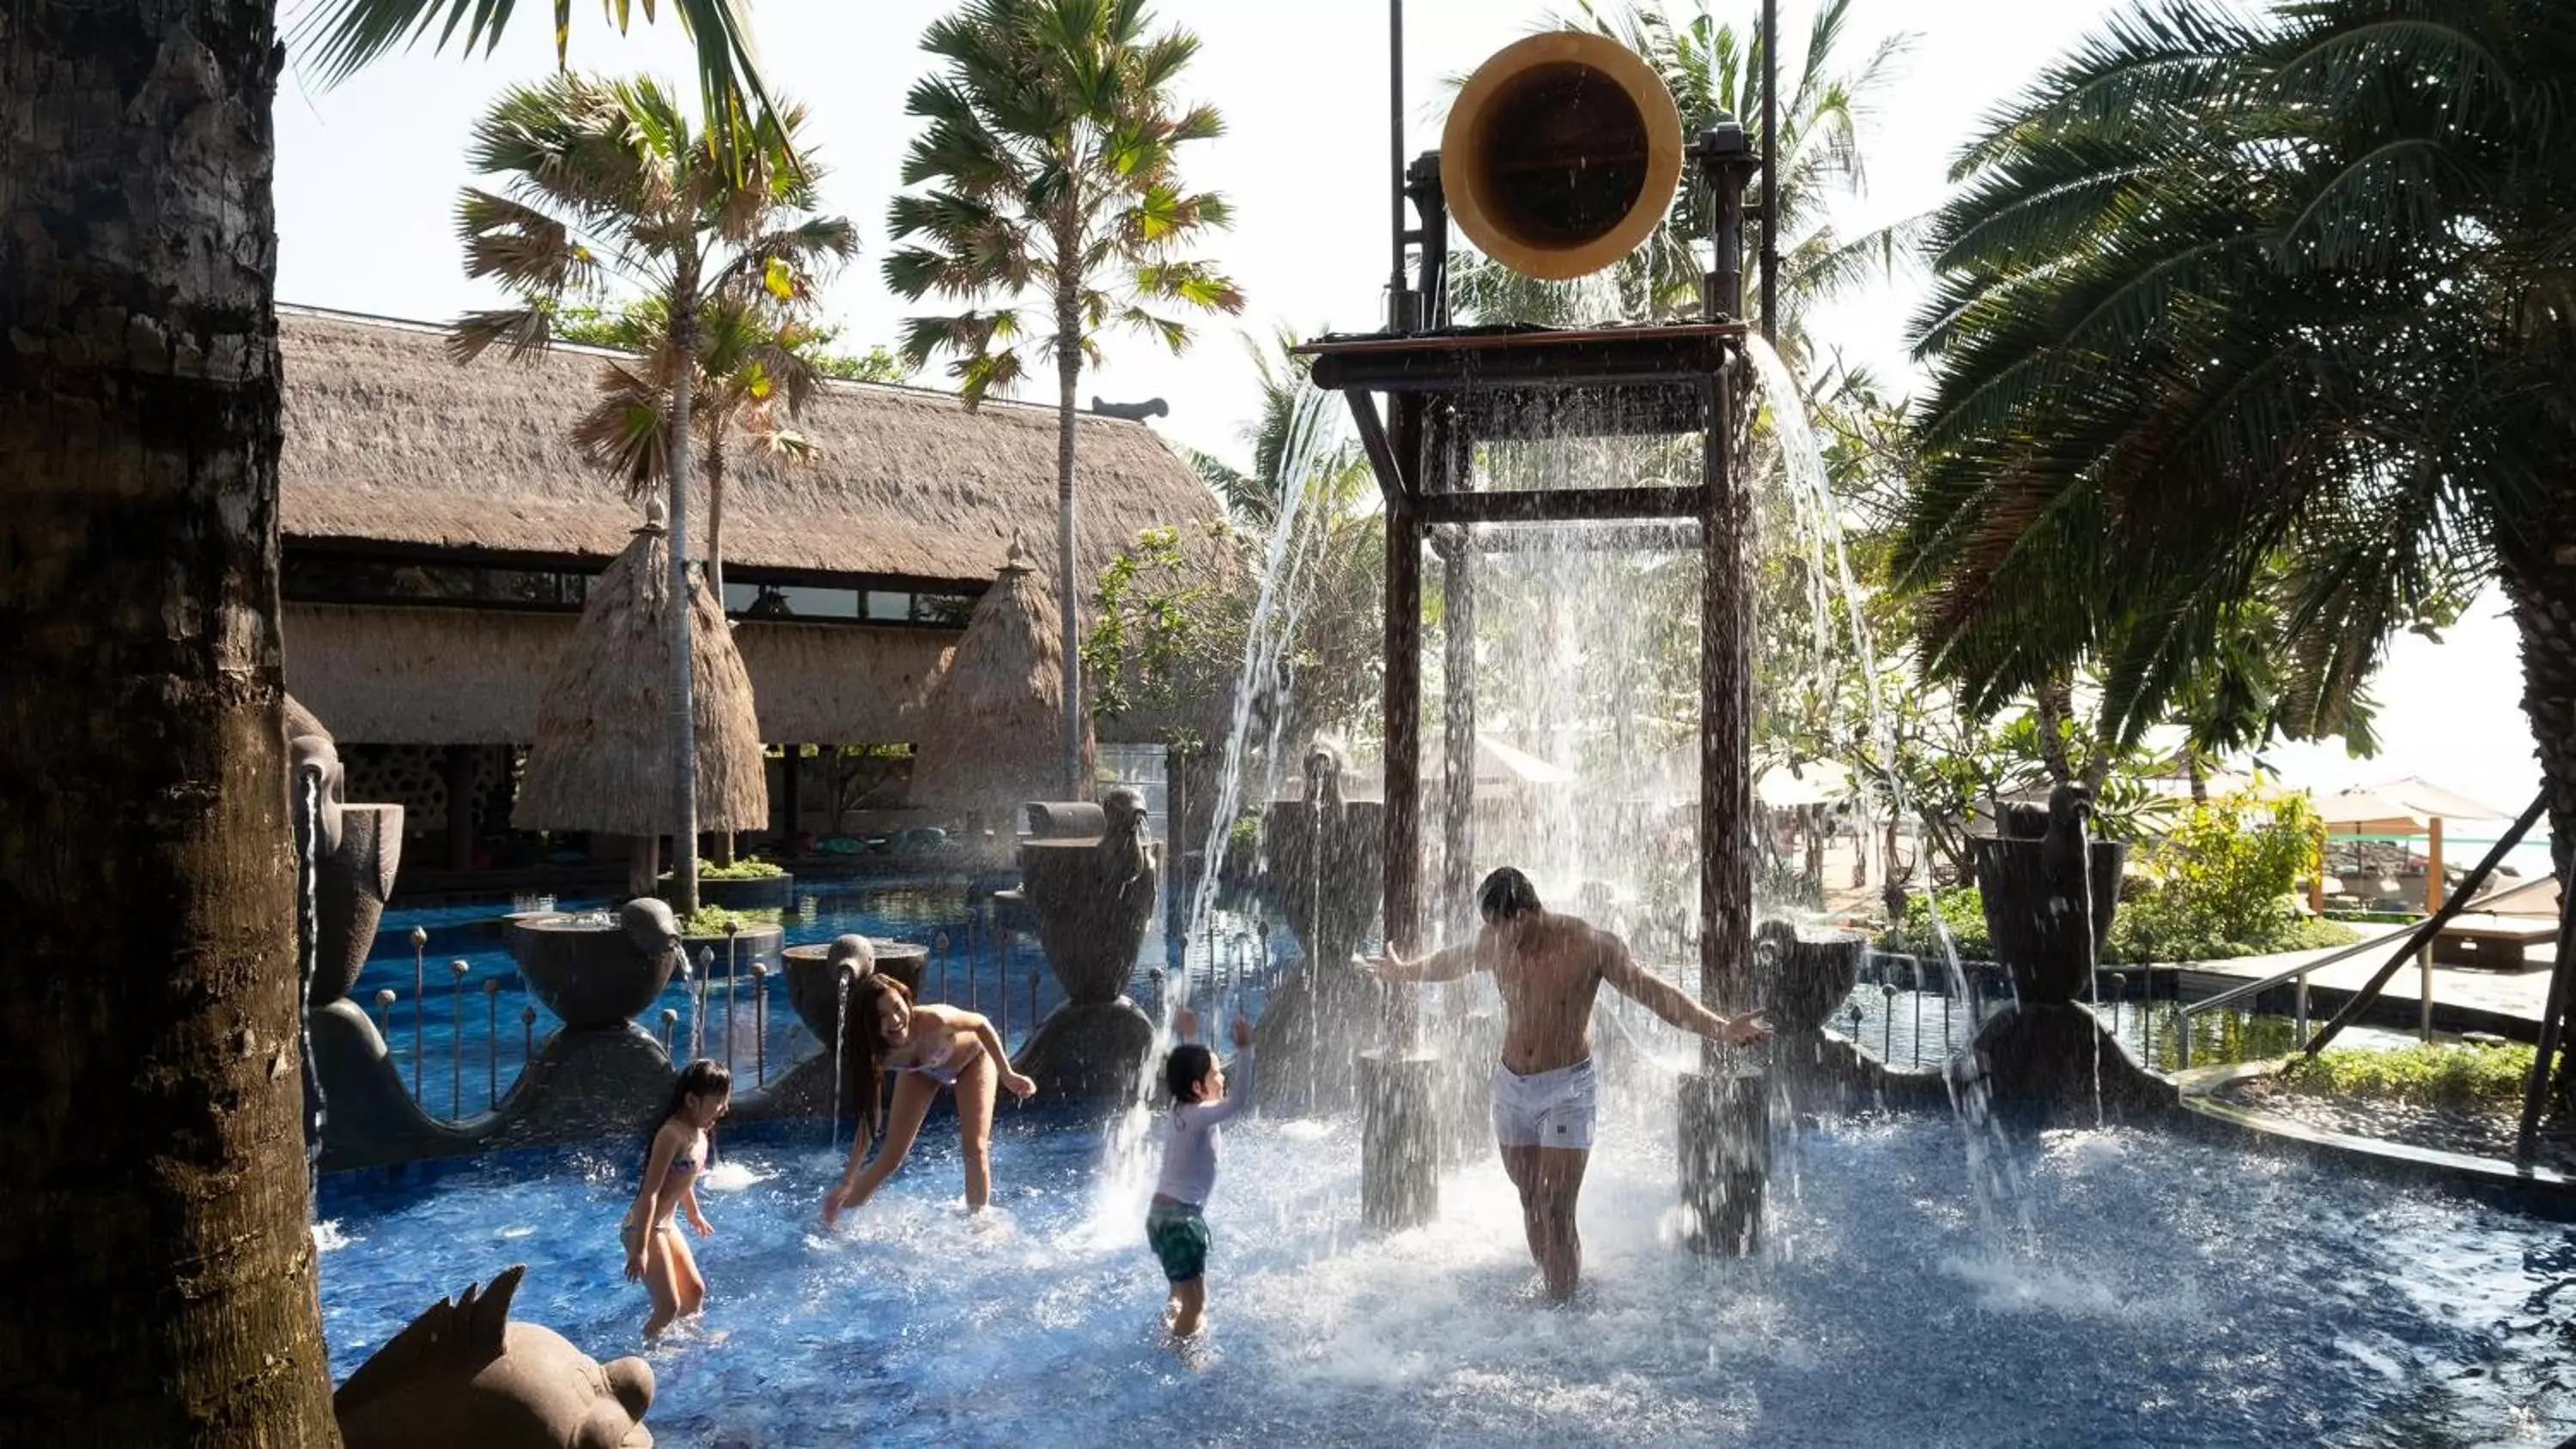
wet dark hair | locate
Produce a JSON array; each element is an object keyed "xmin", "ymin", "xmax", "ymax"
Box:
[
  {"xmin": 1478, "ymin": 866, "xmax": 1541, "ymax": 924},
  {"xmin": 650, "ymin": 1058, "xmax": 731, "ymax": 1162},
  {"xmin": 1164, "ymin": 1043, "xmax": 1217, "ymax": 1103},
  {"xmin": 838, "ymin": 973, "xmax": 914, "ymax": 1141}
]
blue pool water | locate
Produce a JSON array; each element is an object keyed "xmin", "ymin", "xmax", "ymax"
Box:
[
  {"xmin": 315, "ymin": 1077, "xmax": 2576, "ymax": 1447},
  {"xmin": 352, "ymin": 878, "xmax": 1287, "ymax": 1119}
]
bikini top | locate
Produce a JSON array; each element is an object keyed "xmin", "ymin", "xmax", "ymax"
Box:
[{"xmin": 899, "ymin": 1031, "xmax": 964, "ymax": 1076}]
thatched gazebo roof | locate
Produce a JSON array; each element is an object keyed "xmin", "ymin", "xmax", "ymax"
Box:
[
  {"xmin": 907, "ymin": 536, "xmax": 1096, "ymax": 828},
  {"xmin": 513, "ymin": 511, "xmax": 768, "ymax": 834}
]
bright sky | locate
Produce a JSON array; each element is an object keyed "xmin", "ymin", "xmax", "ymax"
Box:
[{"xmin": 270, "ymin": 0, "xmax": 2544, "ymax": 832}]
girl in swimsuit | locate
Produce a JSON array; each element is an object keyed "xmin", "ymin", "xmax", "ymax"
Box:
[
  {"xmin": 623, "ymin": 1058, "xmax": 730, "ymax": 1338},
  {"xmin": 822, "ymin": 974, "xmax": 1035, "ymax": 1225}
]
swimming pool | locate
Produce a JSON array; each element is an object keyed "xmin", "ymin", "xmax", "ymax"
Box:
[{"xmin": 315, "ymin": 1078, "xmax": 2576, "ymax": 1447}]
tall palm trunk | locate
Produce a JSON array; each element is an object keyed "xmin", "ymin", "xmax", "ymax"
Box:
[
  {"xmin": 0, "ymin": 3, "xmax": 337, "ymax": 1440},
  {"xmin": 1054, "ymin": 246, "xmax": 1086, "ymax": 800},
  {"xmin": 703, "ymin": 433, "xmax": 736, "ymax": 867},
  {"xmin": 668, "ymin": 295, "xmax": 701, "ymax": 912}
]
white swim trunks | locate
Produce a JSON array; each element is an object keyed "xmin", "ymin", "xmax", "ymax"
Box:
[{"xmin": 1491, "ymin": 1058, "xmax": 1597, "ymax": 1150}]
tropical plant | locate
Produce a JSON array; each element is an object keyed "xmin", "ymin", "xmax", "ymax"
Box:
[
  {"xmin": 1893, "ymin": 0, "xmax": 2575, "ymax": 873},
  {"xmin": 9, "ymin": 1, "xmax": 774, "ymax": 1436},
  {"xmin": 453, "ymin": 72, "xmax": 855, "ymax": 907},
  {"xmin": 884, "ymin": 0, "xmax": 1244, "ymax": 798}
]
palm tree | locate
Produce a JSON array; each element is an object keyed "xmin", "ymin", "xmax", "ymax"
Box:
[
  {"xmin": 1893, "ymin": 0, "xmax": 2570, "ymax": 839},
  {"xmin": 884, "ymin": 0, "xmax": 1244, "ymax": 799},
  {"xmin": 453, "ymin": 73, "xmax": 855, "ymax": 907},
  {"xmin": 2, "ymin": 3, "xmax": 770, "ymax": 1436},
  {"xmin": 1453, "ymin": 0, "xmax": 1911, "ymax": 360},
  {"xmin": 565, "ymin": 293, "xmax": 830, "ymax": 609}
]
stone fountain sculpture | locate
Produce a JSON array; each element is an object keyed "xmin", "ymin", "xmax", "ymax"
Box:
[
  {"xmin": 1251, "ymin": 743, "xmax": 1388, "ymax": 1114},
  {"xmin": 287, "ymin": 696, "xmax": 405, "ymax": 1008},
  {"xmin": 335, "ymin": 1264, "xmax": 654, "ymax": 1449},
  {"xmin": 1012, "ymin": 787, "xmax": 1160, "ymax": 1098},
  {"xmin": 1954, "ymin": 781, "xmax": 2179, "ymax": 1131}
]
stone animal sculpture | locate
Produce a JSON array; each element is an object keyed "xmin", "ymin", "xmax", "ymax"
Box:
[
  {"xmin": 1089, "ymin": 395, "xmax": 1170, "ymax": 421},
  {"xmin": 335, "ymin": 1264, "xmax": 654, "ymax": 1449},
  {"xmin": 1013, "ymin": 788, "xmax": 1162, "ymax": 1096},
  {"xmin": 285, "ymin": 695, "xmax": 404, "ymax": 1008},
  {"xmin": 1254, "ymin": 740, "xmax": 1388, "ymax": 1113},
  {"xmin": 2039, "ymin": 781, "xmax": 2096, "ymax": 919}
]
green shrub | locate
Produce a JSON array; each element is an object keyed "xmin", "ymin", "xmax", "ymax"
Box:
[
  {"xmin": 677, "ymin": 904, "xmax": 782, "ymax": 937},
  {"xmin": 2111, "ymin": 790, "xmax": 2349, "ymax": 961},
  {"xmin": 2278, "ymin": 1041, "xmax": 2534, "ymax": 1107},
  {"xmin": 666, "ymin": 857, "xmax": 787, "ymax": 882},
  {"xmin": 1875, "ymin": 887, "xmax": 1993, "ymax": 961}
]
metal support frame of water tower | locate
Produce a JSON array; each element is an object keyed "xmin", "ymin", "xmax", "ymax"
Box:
[{"xmin": 1300, "ymin": 3, "xmax": 1781, "ymax": 1256}]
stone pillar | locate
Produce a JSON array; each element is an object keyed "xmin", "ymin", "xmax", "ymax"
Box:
[
  {"xmin": 1677, "ymin": 1064, "xmax": 1766, "ymax": 1255},
  {"xmin": 1359, "ymin": 1047, "xmax": 1440, "ymax": 1229}
]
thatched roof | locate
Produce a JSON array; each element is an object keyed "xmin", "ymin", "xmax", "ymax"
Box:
[
  {"xmin": 276, "ymin": 306, "xmax": 1220, "ymax": 586},
  {"xmin": 513, "ymin": 517, "xmax": 768, "ymax": 833},
  {"xmin": 907, "ymin": 537, "xmax": 1095, "ymax": 825}
]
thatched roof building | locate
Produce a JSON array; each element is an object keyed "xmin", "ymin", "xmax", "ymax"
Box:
[
  {"xmin": 270, "ymin": 305, "xmax": 1219, "ymax": 866},
  {"xmin": 276, "ymin": 306, "xmax": 1213, "ymax": 592},
  {"xmin": 907, "ymin": 537, "xmax": 1097, "ymax": 831},
  {"xmin": 513, "ymin": 514, "xmax": 768, "ymax": 834}
]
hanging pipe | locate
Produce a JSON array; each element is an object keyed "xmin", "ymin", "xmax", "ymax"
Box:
[{"xmin": 448, "ymin": 960, "xmax": 470, "ymax": 1119}]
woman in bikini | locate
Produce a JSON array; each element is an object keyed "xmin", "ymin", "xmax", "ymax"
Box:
[
  {"xmin": 622, "ymin": 1058, "xmax": 730, "ymax": 1337},
  {"xmin": 822, "ymin": 973, "xmax": 1035, "ymax": 1225}
]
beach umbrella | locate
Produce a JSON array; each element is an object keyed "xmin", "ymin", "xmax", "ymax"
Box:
[
  {"xmin": 908, "ymin": 536, "xmax": 1095, "ymax": 843},
  {"xmin": 513, "ymin": 509, "xmax": 769, "ymax": 894}
]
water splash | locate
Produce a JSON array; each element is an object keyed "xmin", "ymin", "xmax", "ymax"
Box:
[{"xmin": 1739, "ymin": 334, "xmax": 2030, "ymax": 1235}]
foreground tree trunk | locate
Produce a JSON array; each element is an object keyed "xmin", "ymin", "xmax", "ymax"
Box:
[
  {"xmin": 1, "ymin": 3, "xmax": 338, "ymax": 1441},
  {"xmin": 2500, "ymin": 530, "xmax": 2576, "ymax": 1111}
]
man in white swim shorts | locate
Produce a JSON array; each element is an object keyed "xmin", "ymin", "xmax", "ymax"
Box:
[{"xmin": 1372, "ymin": 867, "xmax": 1771, "ymax": 1302}]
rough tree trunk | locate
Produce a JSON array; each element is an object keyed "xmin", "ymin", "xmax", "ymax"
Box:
[
  {"xmin": 1054, "ymin": 270, "xmax": 1086, "ymax": 801},
  {"xmin": 0, "ymin": 3, "xmax": 338, "ymax": 1440},
  {"xmin": 666, "ymin": 295, "xmax": 700, "ymax": 913},
  {"xmin": 2034, "ymin": 674, "xmax": 2076, "ymax": 785}
]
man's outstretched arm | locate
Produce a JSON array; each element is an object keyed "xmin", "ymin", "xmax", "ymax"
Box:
[
  {"xmin": 1601, "ymin": 936, "xmax": 1771, "ymax": 1044},
  {"xmin": 1373, "ymin": 941, "xmax": 1478, "ymax": 983}
]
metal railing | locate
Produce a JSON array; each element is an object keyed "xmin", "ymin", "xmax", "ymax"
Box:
[{"xmin": 2175, "ymin": 873, "xmax": 2554, "ymax": 1066}]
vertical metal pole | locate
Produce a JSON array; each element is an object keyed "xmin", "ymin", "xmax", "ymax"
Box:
[
  {"xmin": 484, "ymin": 978, "xmax": 501, "ymax": 1107},
  {"xmin": 449, "ymin": 960, "xmax": 468, "ymax": 1119},
  {"xmin": 753, "ymin": 965, "xmax": 769, "ymax": 1085},
  {"xmin": 1759, "ymin": 0, "xmax": 1779, "ymax": 340},
  {"xmin": 2418, "ymin": 942, "xmax": 2435, "ymax": 1041},
  {"xmin": 411, "ymin": 931, "xmax": 427, "ymax": 1103},
  {"xmin": 1389, "ymin": 0, "xmax": 1408, "ymax": 333},
  {"xmin": 725, "ymin": 928, "xmax": 740, "ymax": 1072}
]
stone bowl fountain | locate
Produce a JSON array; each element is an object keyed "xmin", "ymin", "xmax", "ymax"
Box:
[
  {"xmin": 507, "ymin": 900, "xmax": 683, "ymax": 1031},
  {"xmin": 1967, "ymin": 834, "xmax": 2125, "ymax": 1004},
  {"xmin": 1012, "ymin": 791, "xmax": 1159, "ymax": 1099},
  {"xmin": 780, "ymin": 933, "xmax": 927, "ymax": 1041},
  {"xmin": 1751, "ymin": 919, "xmax": 1868, "ymax": 1036}
]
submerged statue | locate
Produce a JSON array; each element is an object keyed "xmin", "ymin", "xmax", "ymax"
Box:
[
  {"xmin": 1013, "ymin": 787, "xmax": 1160, "ymax": 1097},
  {"xmin": 335, "ymin": 1265, "xmax": 654, "ymax": 1449},
  {"xmin": 1253, "ymin": 743, "xmax": 1388, "ymax": 1112}
]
